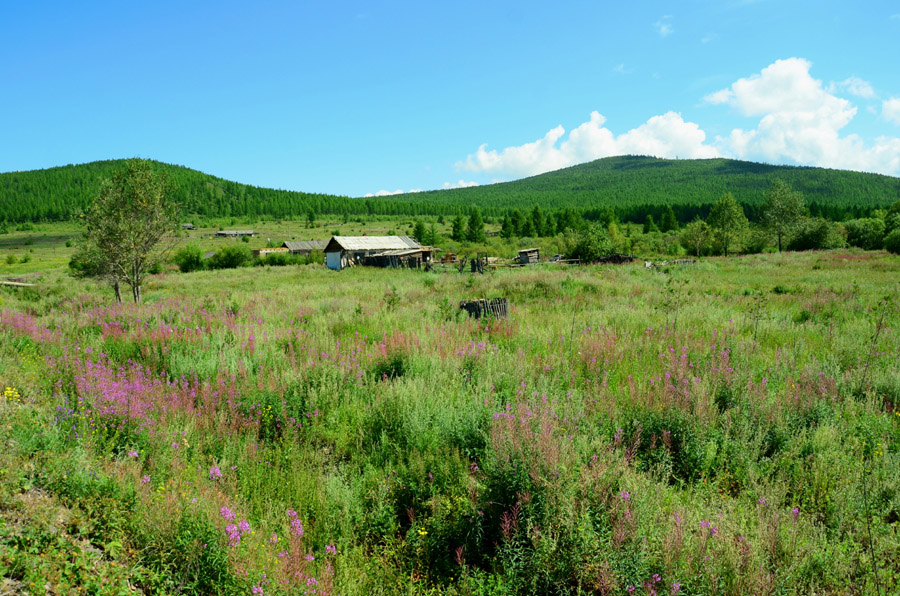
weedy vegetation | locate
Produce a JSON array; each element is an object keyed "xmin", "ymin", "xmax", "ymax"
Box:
[{"xmin": 1, "ymin": 250, "xmax": 899, "ymax": 595}]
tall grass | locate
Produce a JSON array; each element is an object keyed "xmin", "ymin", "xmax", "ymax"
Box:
[{"xmin": 1, "ymin": 250, "xmax": 898, "ymax": 594}]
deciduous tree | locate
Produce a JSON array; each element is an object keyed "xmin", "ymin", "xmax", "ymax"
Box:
[
  {"xmin": 680, "ymin": 219, "xmax": 711, "ymax": 257},
  {"xmin": 82, "ymin": 159, "xmax": 178, "ymax": 303},
  {"xmin": 708, "ymin": 192, "xmax": 748, "ymax": 257},
  {"xmin": 761, "ymin": 180, "xmax": 805, "ymax": 251}
]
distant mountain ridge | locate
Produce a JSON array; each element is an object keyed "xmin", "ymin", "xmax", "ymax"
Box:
[{"xmin": 1, "ymin": 156, "xmax": 898, "ymax": 223}]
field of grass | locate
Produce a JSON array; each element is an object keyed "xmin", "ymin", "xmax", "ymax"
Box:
[
  {"xmin": 0, "ymin": 219, "xmax": 577, "ymax": 279},
  {"xmin": 2, "ymin": 250, "xmax": 899, "ymax": 595}
]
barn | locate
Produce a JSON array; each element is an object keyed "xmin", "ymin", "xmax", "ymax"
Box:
[{"xmin": 323, "ymin": 236, "xmax": 423, "ymax": 270}]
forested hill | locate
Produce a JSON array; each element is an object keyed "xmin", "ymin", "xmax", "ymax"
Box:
[
  {"xmin": 2, "ymin": 156, "xmax": 899, "ymax": 223},
  {"xmin": 0, "ymin": 160, "xmax": 444, "ymax": 223},
  {"xmin": 413, "ymin": 156, "xmax": 900, "ymax": 220}
]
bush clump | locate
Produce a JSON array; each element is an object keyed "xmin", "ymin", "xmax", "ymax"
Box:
[
  {"xmin": 207, "ymin": 245, "xmax": 251, "ymax": 269},
  {"xmin": 174, "ymin": 244, "xmax": 205, "ymax": 273}
]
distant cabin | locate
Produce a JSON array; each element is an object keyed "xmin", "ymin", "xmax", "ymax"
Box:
[
  {"xmin": 253, "ymin": 247, "xmax": 289, "ymax": 258},
  {"xmin": 216, "ymin": 230, "xmax": 256, "ymax": 238},
  {"xmin": 181, "ymin": 223, "xmax": 196, "ymax": 230},
  {"xmin": 323, "ymin": 236, "xmax": 425, "ymax": 270},
  {"xmin": 518, "ymin": 248, "xmax": 540, "ymax": 265},
  {"xmin": 282, "ymin": 240, "xmax": 327, "ymax": 255}
]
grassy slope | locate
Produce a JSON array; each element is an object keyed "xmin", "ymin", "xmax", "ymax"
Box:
[{"xmin": 1, "ymin": 251, "xmax": 899, "ymax": 594}]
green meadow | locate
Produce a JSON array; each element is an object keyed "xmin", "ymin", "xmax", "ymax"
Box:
[{"xmin": 2, "ymin": 248, "xmax": 899, "ymax": 595}]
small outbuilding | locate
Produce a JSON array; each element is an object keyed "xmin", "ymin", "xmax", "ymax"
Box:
[
  {"xmin": 323, "ymin": 235, "xmax": 423, "ymax": 270},
  {"xmin": 253, "ymin": 247, "xmax": 290, "ymax": 258},
  {"xmin": 282, "ymin": 240, "xmax": 327, "ymax": 256},
  {"xmin": 518, "ymin": 248, "xmax": 540, "ymax": 265},
  {"xmin": 216, "ymin": 230, "xmax": 256, "ymax": 238},
  {"xmin": 181, "ymin": 223, "xmax": 196, "ymax": 230}
]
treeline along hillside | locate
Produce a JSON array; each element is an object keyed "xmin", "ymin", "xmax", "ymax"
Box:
[{"xmin": 2, "ymin": 156, "xmax": 899, "ymax": 224}]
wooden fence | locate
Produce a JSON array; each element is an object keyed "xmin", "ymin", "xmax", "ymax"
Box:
[{"xmin": 459, "ymin": 297, "xmax": 509, "ymax": 320}]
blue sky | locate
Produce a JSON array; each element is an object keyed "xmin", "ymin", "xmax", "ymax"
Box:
[{"xmin": 3, "ymin": 1, "xmax": 899, "ymax": 197}]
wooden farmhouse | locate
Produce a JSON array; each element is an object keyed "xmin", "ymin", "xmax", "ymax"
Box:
[
  {"xmin": 324, "ymin": 236, "xmax": 427, "ymax": 270},
  {"xmin": 282, "ymin": 240, "xmax": 327, "ymax": 256}
]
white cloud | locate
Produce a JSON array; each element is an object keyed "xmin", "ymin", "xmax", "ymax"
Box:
[
  {"xmin": 828, "ymin": 77, "xmax": 877, "ymax": 99},
  {"xmin": 458, "ymin": 111, "xmax": 719, "ymax": 178},
  {"xmin": 364, "ymin": 189, "xmax": 404, "ymax": 197},
  {"xmin": 708, "ymin": 57, "xmax": 900, "ymax": 175},
  {"xmin": 654, "ymin": 15, "xmax": 674, "ymax": 37},
  {"xmin": 891, "ymin": 13, "xmax": 900, "ymax": 20},
  {"xmin": 884, "ymin": 98, "xmax": 900, "ymax": 125},
  {"xmin": 442, "ymin": 179, "xmax": 479, "ymax": 189},
  {"xmin": 613, "ymin": 63, "xmax": 633, "ymax": 75}
]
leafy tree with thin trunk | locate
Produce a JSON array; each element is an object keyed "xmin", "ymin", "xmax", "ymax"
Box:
[
  {"xmin": 83, "ymin": 159, "xmax": 178, "ymax": 303},
  {"xmin": 708, "ymin": 192, "xmax": 748, "ymax": 257},
  {"xmin": 761, "ymin": 179, "xmax": 805, "ymax": 251},
  {"xmin": 69, "ymin": 238, "xmax": 125, "ymax": 302},
  {"xmin": 680, "ymin": 219, "xmax": 711, "ymax": 257}
]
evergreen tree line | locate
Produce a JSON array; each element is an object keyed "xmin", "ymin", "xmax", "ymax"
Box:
[{"xmin": 2, "ymin": 156, "xmax": 898, "ymax": 226}]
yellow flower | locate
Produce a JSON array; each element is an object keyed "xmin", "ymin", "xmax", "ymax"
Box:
[{"xmin": 417, "ymin": 529, "xmax": 428, "ymax": 536}]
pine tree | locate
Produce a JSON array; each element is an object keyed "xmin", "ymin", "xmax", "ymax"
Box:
[
  {"xmin": 660, "ymin": 205, "xmax": 678, "ymax": 232},
  {"xmin": 510, "ymin": 210, "xmax": 524, "ymax": 236},
  {"xmin": 413, "ymin": 219, "xmax": 427, "ymax": 243},
  {"xmin": 451, "ymin": 213, "xmax": 465, "ymax": 241},
  {"xmin": 531, "ymin": 206, "xmax": 545, "ymax": 237},
  {"xmin": 500, "ymin": 215, "xmax": 514, "ymax": 239},
  {"xmin": 466, "ymin": 206, "xmax": 485, "ymax": 242}
]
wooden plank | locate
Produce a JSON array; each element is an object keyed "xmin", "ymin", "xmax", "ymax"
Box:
[{"xmin": 0, "ymin": 281, "xmax": 35, "ymax": 287}]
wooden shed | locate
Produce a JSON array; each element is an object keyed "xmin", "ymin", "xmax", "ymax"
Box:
[
  {"xmin": 216, "ymin": 230, "xmax": 256, "ymax": 238},
  {"xmin": 253, "ymin": 247, "xmax": 290, "ymax": 258},
  {"xmin": 282, "ymin": 240, "xmax": 327, "ymax": 255},
  {"xmin": 518, "ymin": 248, "xmax": 540, "ymax": 265},
  {"xmin": 323, "ymin": 235, "xmax": 423, "ymax": 270}
]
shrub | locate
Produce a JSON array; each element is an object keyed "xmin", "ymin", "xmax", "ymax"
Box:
[
  {"xmin": 208, "ymin": 245, "xmax": 251, "ymax": 269},
  {"xmin": 563, "ymin": 223, "xmax": 614, "ymax": 262},
  {"xmin": 174, "ymin": 244, "xmax": 205, "ymax": 273},
  {"xmin": 5, "ymin": 254, "xmax": 17, "ymax": 265},
  {"xmin": 884, "ymin": 229, "xmax": 900, "ymax": 254},
  {"xmin": 786, "ymin": 218, "xmax": 845, "ymax": 251},
  {"xmin": 743, "ymin": 227, "xmax": 772, "ymax": 254},
  {"xmin": 844, "ymin": 217, "xmax": 885, "ymax": 250}
]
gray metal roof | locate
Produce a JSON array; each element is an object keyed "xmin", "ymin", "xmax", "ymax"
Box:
[
  {"xmin": 325, "ymin": 235, "xmax": 421, "ymax": 252},
  {"xmin": 371, "ymin": 248, "xmax": 424, "ymax": 257},
  {"xmin": 283, "ymin": 240, "xmax": 326, "ymax": 252}
]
